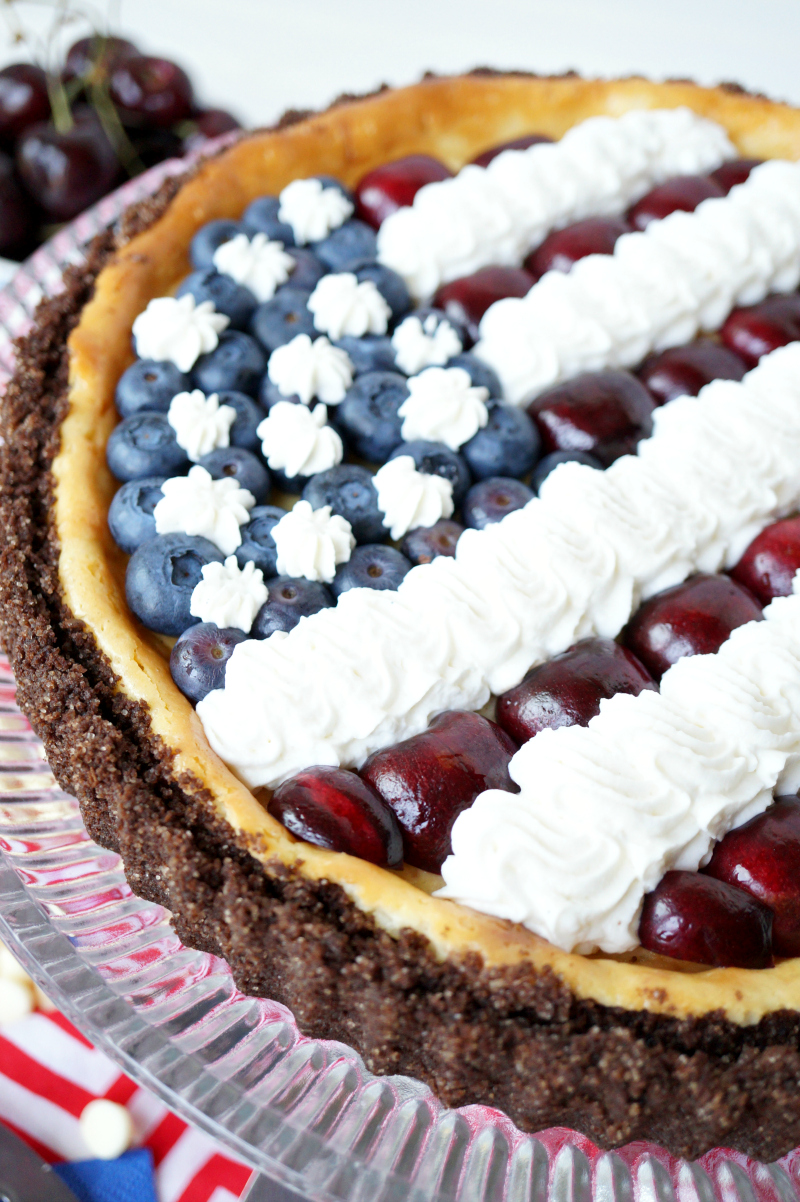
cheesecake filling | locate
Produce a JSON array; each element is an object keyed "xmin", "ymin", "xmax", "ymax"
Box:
[
  {"xmin": 475, "ymin": 160, "xmax": 800, "ymax": 404},
  {"xmin": 196, "ymin": 343, "xmax": 800, "ymax": 786},
  {"xmin": 377, "ymin": 107, "xmax": 735, "ymax": 299},
  {"xmin": 438, "ymin": 578, "xmax": 800, "ymax": 954}
]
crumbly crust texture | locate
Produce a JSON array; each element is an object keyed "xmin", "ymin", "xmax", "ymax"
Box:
[{"xmin": 4, "ymin": 73, "xmax": 800, "ymax": 1161}]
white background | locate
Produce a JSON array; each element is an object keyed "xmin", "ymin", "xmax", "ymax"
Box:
[{"xmin": 0, "ymin": 0, "xmax": 798, "ymax": 128}]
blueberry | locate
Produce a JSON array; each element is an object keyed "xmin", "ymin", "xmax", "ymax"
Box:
[
  {"xmin": 217, "ymin": 390, "xmax": 266, "ymax": 452},
  {"xmin": 447, "ymin": 352, "xmax": 501, "ymax": 396},
  {"xmin": 401, "ymin": 519, "xmax": 464, "ymax": 565},
  {"xmin": 107, "ymin": 413, "xmax": 189, "ymax": 481},
  {"xmin": 302, "ymin": 464, "xmax": 384, "ymax": 544},
  {"xmin": 531, "ymin": 449, "xmax": 603, "ymax": 493},
  {"xmin": 176, "ymin": 268, "xmax": 256, "ymax": 330},
  {"xmin": 108, "ymin": 476, "xmax": 165, "ymax": 554},
  {"xmin": 250, "ymin": 288, "xmax": 316, "ymax": 354},
  {"xmin": 126, "ymin": 533, "xmax": 224, "ymax": 636},
  {"xmin": 199, "ymin": 446, "xmax": 271, "ymax": 504},
  {"xmin": 190, "ymin": 218, "xmax": 245, "ymax": 269},
  {"xmin": 115, "ymin": 359, "xmax": 190, "ymax": 418},
  {"xmin": 335, "ymin": 334, "xmax": 397, "ymax": 375},
  {"xmin": 193, "ymin": 330, "xmax": 267, "ymax": 396},
  {"xmin": 352, "ymin": 261, "xmax": 411, "ymax": 322},
  {"xmin": 259, "ymin": 377, "xmax": 304, "ymax": 409},
  {"xmin": 331, "ymin": 544, "xmax": 411, "ymax": 596},
  {"xmin": 314, "ymin": 219, "xmax": 377, "ymax": 271},
  {"xmin": 315, "ymin": 175, "xmax": 354, "ymax": 203},
  {"xmin": 170, "ymin": 622, "xmax": 247, "ymax": 703},
  {"xmin": 389, "ymin": 439, "xmax": 471, "ymax": 507},
  {"xmin": 462, "ymin": 477, "xmax": 534, "ymax": 529},
  {"xmin": 235, "ymin": 504, "xmax": 287, "ymax": 576},
  {"xmin": 461, "ymin": 401, "xmax": 540, "ymax": 481},
  {"xmin": 335, "ymin": 371, "xmax": 408, "ymax": 462},
  {"xmin": 242, "ymin": 195, "xmax": 295, "ymax": 245},
  {"xmin": 251, "ymin": 576, "xmax": 333, "ymax": 638},
  {"xmin": 285, "ymin": 247, "xmax": 327, "ymax": 291}
]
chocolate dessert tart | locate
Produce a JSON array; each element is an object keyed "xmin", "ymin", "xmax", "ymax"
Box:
[{"xmin": 5, "ymin": 72, "xmax": 800, "ymax": 1162}]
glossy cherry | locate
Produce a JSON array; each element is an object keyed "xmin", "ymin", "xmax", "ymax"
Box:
[
  {"xmin": 16, "ymin": 109, "xmax": 119, "ymax": 221},
  {"xmin": 64, "ymin": 35, "xmax": 139, "ymax": 80},
  {"xmin": 355, "ymin": 154, "xmax": 452, "ymax": 228},
  {"xmin": 496, "ymin": 638, "xmax": 657, "ymax": 744},
  {"xmin": 269, "ymin": 766, "xmax": 403, "ymax": 868},
  {"xmin": 434, "ymin": 265, "xmax": 535, "ymax": 343},
  {"xmin": 622, "ymin": 573, "xmax": 763, "ymax": 681},
  {"xmin": 720, "ymin": 294, "xmax": 800, "ymax": 368},
  {"xmin": 627, "ymin": 174, "xmax": 724, "ymax": 230},
  {"xmin": 709, "ymin": 158, "xmax": 763, "ymax": 194},
  {"xmin": 639, "ymin": 870, "xmax": 773, "ymax": 968},
  {"xmin": 730, "ymin": 516, "xmax": 800, "ymax": 605},
  {"xmin": 361, "ymin": 710, "xmax": 517, "ymax": 874},
  {"xmin": 705, "ymin": 797, "xmax": 800, "ymax": 957},
  {"xmin": 0, "ymin": 64, "xmax": 50, "ymax": 143},
  {"xmin": 0, "ymin": 151, "xmax": 33, "ymax": 256},
  {"xmin": 184, "ymin": 108, "xmax": 241, "ymax": 152},
  {"xmin": 471, "ymin": 132, "xmax": 553, "ymax": 167},
  {"xmin": 110, "ymin": 55, "xmax": 194, "ymax": 128},
  {"xmin": 637, "ymin": 339, "xmax": 747, "ymax": 405},
  {"xmin": 524, "ymin": 216, "xmax": 631, "ymax": 279},
  {"xmin": 527, "ymin": 369, "xmax": 655, "ymax": 467}
]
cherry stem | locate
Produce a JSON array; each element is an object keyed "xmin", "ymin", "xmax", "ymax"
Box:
[
  {"xmin": 89, "ymin": 76, "xmax": 143, "ymax": 176},
  {"xmin": 46, "ymin": 69, "xmax": 73, "ymax": 133}
]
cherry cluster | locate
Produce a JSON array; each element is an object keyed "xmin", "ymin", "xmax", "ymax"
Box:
[{"xmin": 0, "ymin": 34, "xmax": 239, "ymax": 259}]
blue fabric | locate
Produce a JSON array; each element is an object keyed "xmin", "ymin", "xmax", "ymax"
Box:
[{"xmin": 54, "ymin": 1148, "xmax": 157, "ymax": 1202}]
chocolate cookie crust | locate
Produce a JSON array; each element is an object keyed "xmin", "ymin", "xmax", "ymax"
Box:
[{"xmin": 4, "ymin": 97, "xmax": 800, "ymax": 1163}]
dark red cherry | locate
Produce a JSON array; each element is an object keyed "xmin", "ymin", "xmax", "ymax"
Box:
[
  {"xmin": 0, "ymin": 64, "xmax": 50, "ymax": 143},
  {"xmin": 524, "ymin": 216, "xmax": 631, "ymax": 279},
  {"xmin": 527, "ymin": 369, "xmax": 655, "ymax": 468},
  {"xmin": 110, "ymin": 55, "xmax": 194, "ymax": 129},
  {"xmin": 355, "ymin": 155, "xmax": 452, "ymax": 229},
  {"xmin": 709, "ymin": 158, "xmax": 763, "ymax": 194},
  {"xmin": 496, "ymin": 638, "xmax": 657, "ymax": 744},
  {"xmin": 622, "ymin": 573, "xmax": 763, "ymax": 681},
  {"xmin": 434, "ymin": 265, "xmax": 535, "ymax": 343},
  {"xmin": 637, "ymin": 339, "xmax": 747, "ymax": 405},
  {"xmin": 361, "ymin": 710, "xmax": 517, "ymax": 874},
  {"xmin": 0, "ymin": 151, "xmax": 33, "ymax": 256},
  {"xmin": 268, "ymin": 765, "xmax": 403, "ymax": 868},
  {"xmin": 720, "ymin": 293, "xmax": 800, "ymax": 368},
  {"xmin": 64, "ymin": 35, "xmax": 139, "ymax": 81},
  {"xmin": 730, "ymin": 516, "xmax": 800, "ymax": 605},
  {"xmin": 132, "ymin": 128, "xmax": 183, "ymax": 168},
  {"xmin": 16, "ymin": 109, "xmax": 119, "ymax": 221},
  {"xmin": 639, "ymin": 870, "xmax": 773, "ymax": 968},
  {"xmin": 705, "ymin": 798, "xmax": 800, "ymax": 957},
  {"xmin": 471, "ymin": 132, "xmax": 553, "ymax": 167},
  {"xmin": 184, "ymin": 108, "xmax": 241, "ymax": 153},
  {"xmin": 627, "ymin": 174, "xmax": 724, "ymax": 231}
]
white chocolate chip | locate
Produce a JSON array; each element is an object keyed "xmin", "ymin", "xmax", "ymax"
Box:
[
  {"xmin": 0, "ymin": 977, "xmax": 35, "ymax": 1024},
  {"xmin": 80, "ymin": 1099, "xmax": 134, "ymax": 1160}
]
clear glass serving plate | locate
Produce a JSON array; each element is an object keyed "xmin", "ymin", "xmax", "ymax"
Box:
[{"xmin": 1, "ymin": 151, "xmax": 800, "ymax": 1202}]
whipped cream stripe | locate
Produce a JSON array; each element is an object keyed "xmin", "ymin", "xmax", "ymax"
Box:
[
  {"xmin": 377, "ymin": 107, "xmax": 735, "ymax": 299},
  {"xmin": 476, "ymin": 159, "xmax": 800, "ymax": 405},
  {"xmin": 197, "ymin": 342, "xmax": 800, "ymax": 788},
  {"xmin": 439, "ymin": 580, "xmax": 800, "ymax": 955}
]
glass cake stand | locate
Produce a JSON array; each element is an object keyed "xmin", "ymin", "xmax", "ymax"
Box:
[{"xmin": 1, "ymin": 153, "xmax": 799, "ymax": 1202}]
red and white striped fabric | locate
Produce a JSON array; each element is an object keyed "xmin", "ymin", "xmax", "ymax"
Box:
[{"xmin": 0, "ymin": 1009, "xmax": 254, "ymax": 1202}]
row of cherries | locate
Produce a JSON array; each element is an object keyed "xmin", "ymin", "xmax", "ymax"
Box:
[
  {"xmin": 0, "ymin": 34, "xmax": 239, "ymax": 258},
  {"xmin": 264, "ymin": 511, "xmax": 800, "ymax": 972}
]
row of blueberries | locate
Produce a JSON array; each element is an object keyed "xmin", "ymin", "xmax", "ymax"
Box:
[{"xmin": 261, "ymin": 514, "xmax": 800, "ymax": 972}]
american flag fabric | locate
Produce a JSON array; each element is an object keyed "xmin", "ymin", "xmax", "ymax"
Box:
[{"xmin": 0, "ymin": 1008, "xmax": 254, "ymax": 1202}]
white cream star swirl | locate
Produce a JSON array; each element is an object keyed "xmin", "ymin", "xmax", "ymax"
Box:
[
  {"xmin": 273, "ymin": 501, "xmax": 355, "ymax": 583},
  {"xmin": 257, "ymin": 402, "xmax": 343, "ymax": 479},
  {"xmin": 213, "ymin": 233, "xmax": 295, "ymax": 302},
  {"xmin": 197, "ymin": 344, "xmax": 800, "ymax": 787},
  {"xmin": 154, "ymin": 466, "xmax": 255, "ymax": 556},
  {"xmin": 398, "ymin": 366, "xmax": 489, "ymax": 450},
  {"xmin": 132, "ymin": 295, "xmax": 229, "ymax": 373},
  {"xmin": 377, "ymin": 107, "xmax": 734, "ymax": 299},
  {"xmin": 475, "ymin": 160, "xmax": 800, "ymax": 405},
  {"xmin": 438, "ymin": 581, "xmax": 800, "ymax": 955}
]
